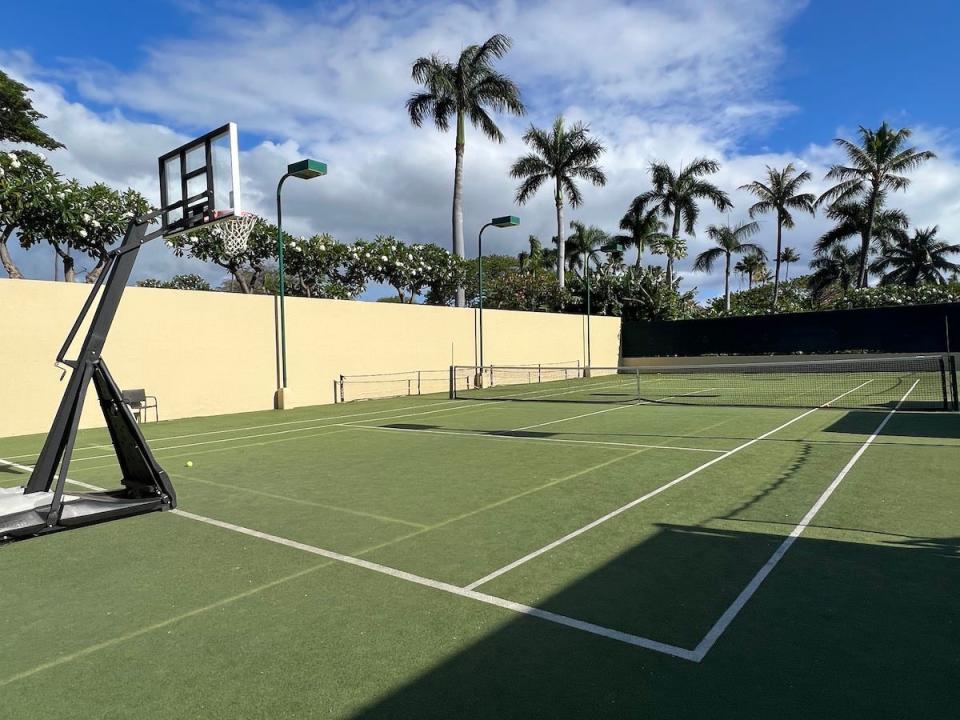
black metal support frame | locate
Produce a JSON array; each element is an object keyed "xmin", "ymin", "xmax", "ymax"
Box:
[{"xmin": 13, "ymin": 213, "xmax": 177, "ymax": 538}]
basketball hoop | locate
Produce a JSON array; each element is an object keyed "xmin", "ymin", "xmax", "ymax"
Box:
[{"xmin": 210, "ymin": 211, "xmax": 256, "ymax": 257}]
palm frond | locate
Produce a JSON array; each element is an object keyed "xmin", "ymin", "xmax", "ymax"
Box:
[{"xmin": 693, "ymin": 246, "xmax": 724, "ymax": 273}]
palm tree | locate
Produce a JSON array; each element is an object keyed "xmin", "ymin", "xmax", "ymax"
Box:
[
  {"xmin": 809, "ymin": 245, "xmax": 859, "ymax": 301},
  {"xmin": 735, "ymin": 253, "xmax": 766, "ymax": 290},
  {"xmin": 634, "ymin": 158, "xmax": 732, "ymax": 285},
  {"xmin": 614, "ymin": 197, "xmax": 669, "ymax": 269},
  {"xmin": 779, "ymin": 247, "xmax": 800, "ymax": 280},
  {"xmin": 511, "ymin": 116, "xmax": 607, "ymax": 287},
  {"xmin": 517, "ymin": 235, "xmax": 545, "ymax": 272},
  {"xmin": 739, "ymin": 164, "xmax": 815, "ymax": 307},
  {"xmin": 818, "ymin": 123, "xmax": 935, "ymax": 288},
  {"xmin": 407, "ymin": 34, "xmax": 524, "ymax": 306},
  {"xmin": 872, "ymin": 226, "xmax": 960, "ymax": 286},
  {"xmin": 566, "ymin": 221, "xmax": 609, "ymax": 276},
  {"xmin": 693, "ymin": 220, "xmax": 763, "ymax": 311},
  {"xmin": 814, "ymin": 201, "xmax": 909, "ymax": 266}
]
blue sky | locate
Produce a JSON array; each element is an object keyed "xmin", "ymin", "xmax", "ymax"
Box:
[{"xmin": 2, "ymin": 0, "xmax": 959, "ymax": 298}]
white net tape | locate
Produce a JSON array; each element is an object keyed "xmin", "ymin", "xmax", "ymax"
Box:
[{"xmin": 211, "ymin": 213, "xmax": 256, "ymax": 257}]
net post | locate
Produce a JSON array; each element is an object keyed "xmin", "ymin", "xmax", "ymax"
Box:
[
  {"xmin": 339, "ymin": 374, "xmax": 345, "ymax": 403},
  {"xmin": 449, "ymin": 366, "xmax": 455, "ymax": 399},
  {"xmin": 417, "ymin": 371, "xmax": 421, "ymax": 396},
  {"xmin": 635, "ymin": 367, "xmax": 640, "ymax": 403},
  {"xmin": 950, "ymin": 355, "xmax": 959, "ymax": 411},
  {"xmin": 538, "ymin": 363, "xmax": 542, "ymax": 383},
  {"xmin": 939, "ymin": 356, "xmax": 949, "ymax": 410}
]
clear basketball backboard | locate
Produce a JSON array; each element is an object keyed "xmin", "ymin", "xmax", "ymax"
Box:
[{"xmin": 158, "ymin": 122, "xmax": 241, "ymax": 237}]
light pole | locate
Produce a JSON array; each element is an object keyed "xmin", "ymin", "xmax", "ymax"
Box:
[
  {"xmin": 275, "ymin": 159, "xmax": 327, "ymax": 409},
  {"xmin": 476, "ymin": 215, "xmax": 520, "ymax": 387},
  {"xmin": 584, "ymin": 240, "xmax": 624, "ymax": 376}
]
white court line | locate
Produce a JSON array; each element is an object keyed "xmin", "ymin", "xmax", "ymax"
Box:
[
  {"xmin": 347, "ymin": 423, "xmax": 726, "ymax": 454},
  {"xmin": 512, "ymin": 388, "xmax": 718, "ymax": 432},
  {"xmin": 0, "ymin": 458, "xmax": 697, "ymax": 660},
  {"xmin": 690, "ymin": 379, "xmax": 920, "ymax": 661},
  {"xmin": 463, "ymin": 381, "xmax": 873, "ymax": 592},
  {"xmin": 0, "ymin": 399, "xmax": 462, "ymax": 461},
  {"xmin": 171, "ymin": 509, "xmax": 698, "ymax": 661},
  {"xmin": 56, "ymin": 376, "xmax": 650, "ymax": 464}
]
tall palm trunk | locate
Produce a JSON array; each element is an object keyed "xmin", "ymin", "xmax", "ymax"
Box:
[
  {"xmin": 724, "ymin": 252, "xmax": 731, "ymax": 311},
  {"xmin": 858, "ymin": 190, "xmax": 878, "ymax": 288},
  {"xmin": 634, "ymin": 248, "xmax": 643, "ymax": 270},
  {"xmin": 772, "ymin": 214, "xmax": 783, "ymax": 308},
  {"xmin": 555, "ymin": 176, "xmax": 565, "ymax": 288},
  {"xmin": 667, "ymin": 210, "xmax": 681, "ymax": 286},
  {"xmin": 0, "ymin": 227, "xmax": 23, "ymax": 279},
  {"xmin": 452, "ymin": 111, "xmax": 466, "ymax": 306}
]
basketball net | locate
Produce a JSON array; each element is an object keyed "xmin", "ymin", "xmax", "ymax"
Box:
[{"xmin": 210, "ymin": 211, "xmax": 256, "ymax": 257}]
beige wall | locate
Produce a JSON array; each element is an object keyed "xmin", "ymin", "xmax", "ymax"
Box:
[{"xmin": 0, "ymin": 279, "xmax": 621, "ymax": 438}]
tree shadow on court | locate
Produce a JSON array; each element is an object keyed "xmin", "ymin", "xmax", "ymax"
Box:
[
  {"xmin": 823, "ymin": 411, "xmax": 960, "ymax": 439},
  {"xmin": 352, "ymin": 524, "xmax": 960, "ymax": 719}
]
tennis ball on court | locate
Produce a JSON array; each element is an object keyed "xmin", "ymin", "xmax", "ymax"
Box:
[{"xmin": 185, "ymin": 461, "xmax": 193, "ymax": 468}]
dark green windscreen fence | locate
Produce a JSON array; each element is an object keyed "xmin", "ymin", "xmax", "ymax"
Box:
[{"xmin": 622, "ymin": 302, "xmax": 960, "ymax": 357}]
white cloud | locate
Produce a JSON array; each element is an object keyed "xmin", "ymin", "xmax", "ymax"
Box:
[{"xmin": 2, "ymin": 0, "xmax": 958, "ymax": 300}]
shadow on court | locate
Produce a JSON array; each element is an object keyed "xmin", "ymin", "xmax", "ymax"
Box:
[
  {"xmin": 823, "ymin": 411, "xmax": 960, "ymax": 439},
  {"xmin": 353, "ymin": 525, "xmax": 960, "ymax": 719}
]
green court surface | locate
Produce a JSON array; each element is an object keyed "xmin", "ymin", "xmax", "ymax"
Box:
[{"xmin": 1, "ymin": 383, "xmax": 958, "ymax": 718}]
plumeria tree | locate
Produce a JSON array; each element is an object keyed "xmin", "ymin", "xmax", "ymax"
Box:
[
  {"xmin": 0, "ymin": 150, "xmax": 59, "ymax": 278},
  {"xmin": 354, "ymin": 235, "xmax": 463, "ymax": 304},
  {"xmin": 67, "ymin": 183, "xmax": 148, "ymax": 282},
  {"xmin": 284, "ymin": 233, "xmax": 366, "ymax": 299},
  {"xmin": 484, "ymin": 266, "xmax": 568, "ymax": 311},
  {"xmin": 137, "ymin": 274, "xmax": 212, "ymax": 291},
  {"xmin": 18, "ymin": 179, "xmax": 148, "ymax": 282},
  {"xmin": 166, "ymin": 216, "xmax": 276, "ymax": 293},
  {"xmin": 0, "ymin": 70, "xmax": 63, "ymax": 149}
]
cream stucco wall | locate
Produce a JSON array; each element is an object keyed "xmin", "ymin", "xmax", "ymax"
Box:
[{"xmin": 0, "ymin": 279, "xmax": 621, "ymax": 438}]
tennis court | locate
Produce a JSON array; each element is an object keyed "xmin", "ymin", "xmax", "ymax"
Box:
[{"xmin": 1, "ymin": 362, "xmax": 958, "ymax": 718}]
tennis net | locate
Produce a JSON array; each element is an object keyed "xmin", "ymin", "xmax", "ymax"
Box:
[{"xmin": 450, "ymin": 356, "xmax": 959, "ymax": 411}]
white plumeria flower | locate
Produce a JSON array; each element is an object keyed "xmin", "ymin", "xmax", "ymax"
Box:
[
  {"xmin": 0, "ymin": 168, "xmax": 5, "ymax": 178},
  {"xmin": 82, "ymin": 213, "xmax": 91, "ymax": 222},
  {"xmin": 7, "ymin": 153, "xmax": 17, "ymax": 161},
  {"xmin": 11, "ymin": 160, "xmax": 20, "ymax": 169},
  {"xmin": 318, "ymin": 244, "xmax": 325, "ymax": 251},
  {"xmin": 91, "ymin": 220, "xmax": 100, "ymax": 228},
  {"xmin": 79, "ymin": 229, "xmax": 88, "ymax": 238},
  {"xmin": 380, "ymin": 255, "xmax": 388, "ymax": 261}
]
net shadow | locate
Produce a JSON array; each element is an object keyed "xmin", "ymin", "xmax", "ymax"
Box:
[{"xmin": 822, "ymin": 412, "xmax": 960, "ymax": 439}]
